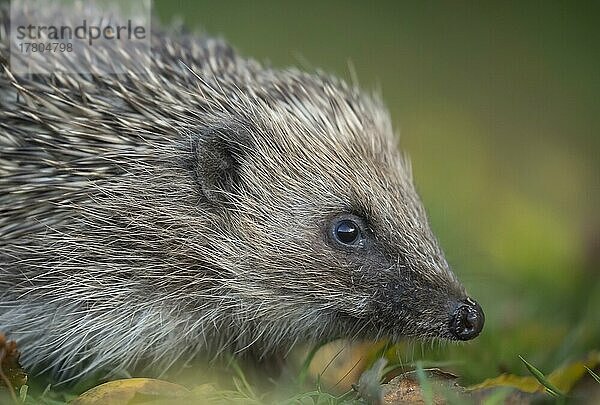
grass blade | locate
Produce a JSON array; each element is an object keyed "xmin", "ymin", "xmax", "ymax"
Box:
[
  {"xmin": 585, "ymin": 366, "xmax": 600, "ymax": 384},
  {"xmin": 519, "ymin": 355, "xmax": 564, "ymax": 398},
  {"xmin": 415, "ymin": 361, "xmax": 434, "ymax": 405}
]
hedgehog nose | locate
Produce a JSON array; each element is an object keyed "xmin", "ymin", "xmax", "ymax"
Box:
[{"xmin": 450, "ymin": 297, "xmax": 484, "ymax": 340}]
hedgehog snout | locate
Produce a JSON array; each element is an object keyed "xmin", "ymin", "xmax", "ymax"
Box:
[{"xmin": 449, "ymin": 297, "xmax": 484, "ymax": 340}]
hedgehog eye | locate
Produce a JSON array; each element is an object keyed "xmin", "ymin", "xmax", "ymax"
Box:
[{"xmin": 333, "ymin": 219, "xmax": 361, "ymax": 245}]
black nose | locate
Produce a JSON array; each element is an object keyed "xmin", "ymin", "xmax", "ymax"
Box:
[{"xmin": 449, "ymin": 297, "xmax": 484, "ymax": 340}]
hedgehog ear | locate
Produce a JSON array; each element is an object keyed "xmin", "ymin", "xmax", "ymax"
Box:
[{"xmin": 191, "ymin": 128, "xmax": 249, "ymax": 206}]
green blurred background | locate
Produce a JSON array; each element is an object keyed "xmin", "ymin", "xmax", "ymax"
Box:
[{"xmin": 155, "ymin": 0, "xmax": 599, "ymax": 385}]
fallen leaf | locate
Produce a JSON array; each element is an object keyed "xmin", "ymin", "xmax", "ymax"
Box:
[
  {"xmin": 469, "ymin": 351, "xmax": 600, "ymax": 396},
  {"xmin": 70, "ymin": 378, "xmax": 190, "ymax": 405},
  {"xmin": 381, "ymin": 368, "xmax": 466, "ymax": 405}
]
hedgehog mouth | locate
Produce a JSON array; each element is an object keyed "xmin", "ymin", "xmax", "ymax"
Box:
[
  {"xmin": 363, "ymin": 297, "xmax": 484, "ymax": 342},
  {"xmin": 330, "ymin": 293, "xmax": 484, "ymax": 343}
]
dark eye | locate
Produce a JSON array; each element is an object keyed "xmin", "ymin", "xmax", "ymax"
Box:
[{"xmin": 334, "ymin": 219, "xmax": 361, "ymax": 245}]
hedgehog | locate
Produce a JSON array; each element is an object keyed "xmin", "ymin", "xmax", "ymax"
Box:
[{"xmin": 0, "ymin": 5, "xmax": 484, "ymax": 382}]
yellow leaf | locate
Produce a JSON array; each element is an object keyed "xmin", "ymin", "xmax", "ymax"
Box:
[
  {"xmin": 70, "ymin": 378, "xmax": 190, "ymax": 405},
  {"xmin": 468, "ymin": 351, "xmax": 600, "ymax": 395},
  {"xmin": 548, "ymin": 351, "xmax": 600, "ymax": 393},
  {"xmin": 468, "ymin": 374, "xmax": 543, "ymax": 393}
]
